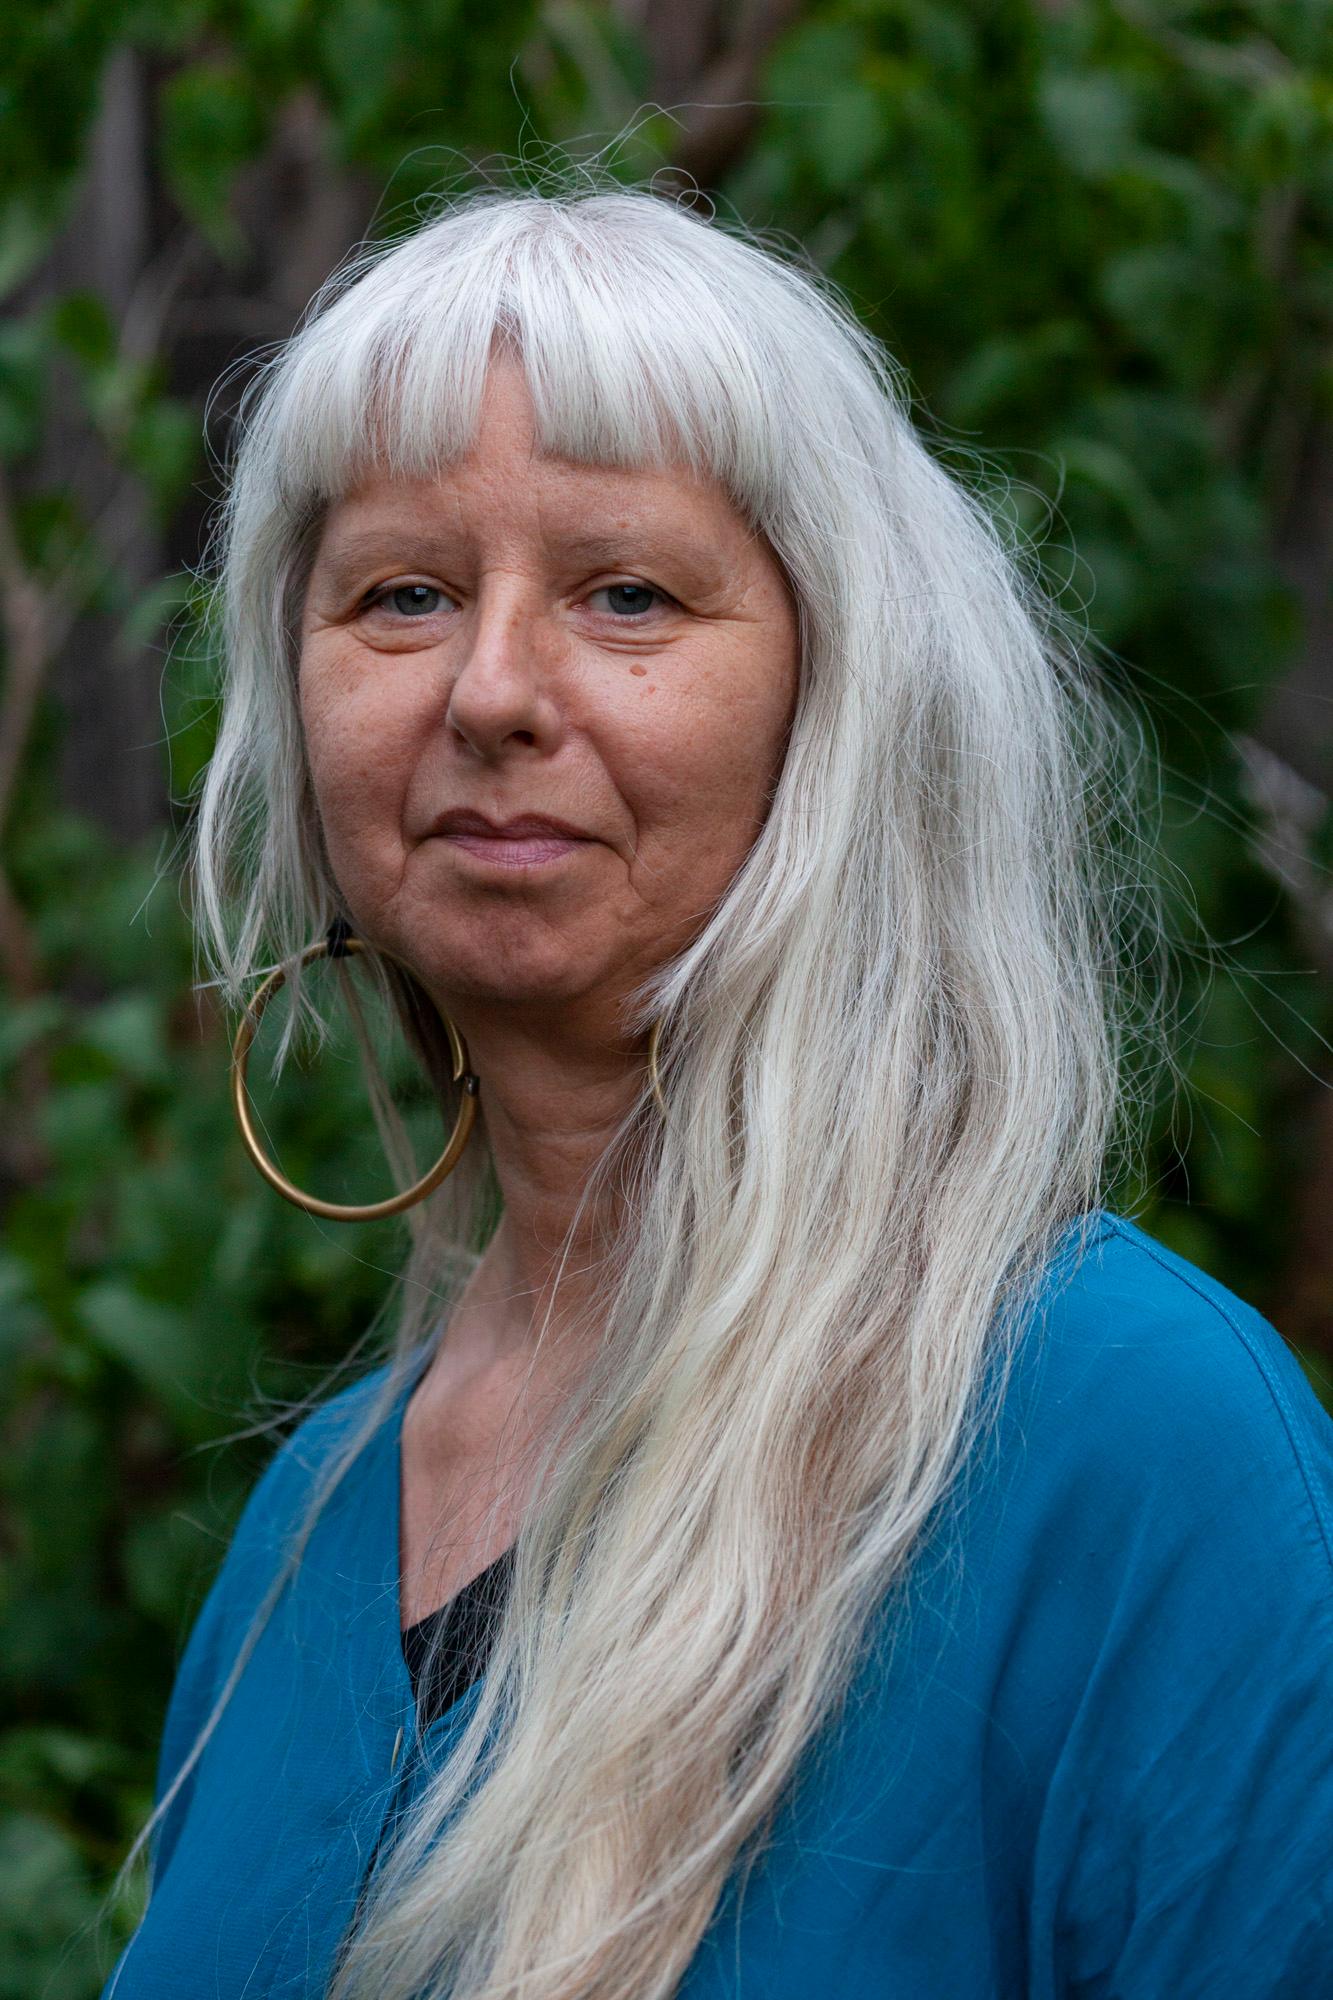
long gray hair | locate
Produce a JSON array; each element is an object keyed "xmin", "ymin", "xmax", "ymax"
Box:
[{"xmin": 113, "ymin": 174, "xmax": 1166, "ymax": 1999}]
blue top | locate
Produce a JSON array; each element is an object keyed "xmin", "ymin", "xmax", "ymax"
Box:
[{"xmin": 102, "ymin": 1213, "xmax": 1333, "ymax": 1997}]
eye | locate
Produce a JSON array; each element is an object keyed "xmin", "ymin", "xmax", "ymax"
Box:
[
  {"xmin": 588, "ymin": 581, "xmax": 671, "ymax": 619},
  {"xmin": 364, "ymin": 581, "xmax": 453, "ymax": 618}
]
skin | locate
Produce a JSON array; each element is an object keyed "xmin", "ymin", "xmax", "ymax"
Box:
[{"xmin": 298, "ymin": 358, "xmax": 798, "ymax": 1528}]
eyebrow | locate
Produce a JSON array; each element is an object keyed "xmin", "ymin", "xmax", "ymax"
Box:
[
  {"xmin": 313, "ymin": 528, "xmax": 453, "ymax": 599},
  {"xmin": 544, "ymin": 529, "xmax": 727, "ymax": 589},
  {"xmin": 313, "ymin": 521, "xmax": 728, "ymax": 597}
]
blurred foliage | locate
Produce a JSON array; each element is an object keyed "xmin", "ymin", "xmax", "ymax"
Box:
[
  {"xmin": 733, "ymin": 0, "xmax": 1333, "ymax": 1294},
  {"xmin": 1, "ymin": 0, "xmax": 1331, "ymax": 1991}
]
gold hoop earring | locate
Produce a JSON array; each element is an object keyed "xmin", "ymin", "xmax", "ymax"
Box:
[{"xmin": 230, "ymin": 924, "xmax": 479, "ymax": 1222}]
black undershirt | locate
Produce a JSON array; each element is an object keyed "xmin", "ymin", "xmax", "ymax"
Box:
[{"xmin": 400, "ymin": 1545, "xmax": 516, "ymax": 1728}]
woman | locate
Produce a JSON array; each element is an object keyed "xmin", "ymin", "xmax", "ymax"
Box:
[{"xmin": 102, "ymin": 182, "xmax": 1333, "ymax": 1999}]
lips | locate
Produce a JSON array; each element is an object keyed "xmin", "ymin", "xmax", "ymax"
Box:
[
  {"xmin": 427, "ymin": 808, "xmax": 593, "ymax": 842},
  {"xmin": 425, "ymin": 807, "xmax": 595, "ymax": 870}
]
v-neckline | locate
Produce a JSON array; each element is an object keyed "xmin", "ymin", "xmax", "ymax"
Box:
[
  {"xmin": 400, "ymin": 1544, "xmax": 514, "ymax": 1644},
  {"xmin": 378, "ymin": 1352, "xmax": 495, "ymax": 1741}
]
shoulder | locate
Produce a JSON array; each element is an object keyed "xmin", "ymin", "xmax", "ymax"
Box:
[
  {"xmin": 219, "ymin": 1357, "xmax": 403, "ymax": 1574},
  {"xmin": 145, "ymin": 1358, "xmax": 404, "ymax": 1882},
  {"xmin": 956, "ymin": 1209, "xmax": 1333, "ymax": 1743},
  {"xmin": 1010, "ymin": 1209, "xmax": 1333, "ymax": 1582},
  {"xmin": 165, "ymin": 1359, "xmax": 405, "ymax": 1658},
  {"xmin": 995, "ymin": 1217, "xmax": 1333, "ymax": 1984},
  {"xmin": 156, "ymin": 1360, "xmax": 402, "ymax": 1730}
]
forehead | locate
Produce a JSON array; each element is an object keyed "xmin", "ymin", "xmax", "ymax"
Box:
[
  {"xmin": 273, "ymin": 203, "xmax": 794, "ymax": 572},
  {"xmin": 309, "ymin": 489, "xmax": 750, "ymax": 613},
  {"xmin": 340, "ymin": 357, "xmax": 741, "ymax": 517},
  {"xmin": 306, "ymin": 359, "xmax": 777, "ymax": 608}
]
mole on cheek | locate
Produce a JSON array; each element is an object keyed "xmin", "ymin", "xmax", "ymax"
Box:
[{"xmin": 630, "ymin": 664, "xmax": 647, "ymax": 678}]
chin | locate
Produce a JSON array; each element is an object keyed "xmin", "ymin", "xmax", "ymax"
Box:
[
  {"xmin": 444, "ymin": 968, "xmax": 593, "ymax": 1011},
  {"xmin": 408, "ymin": 941, "xmax": 605, "ymax": 1014},
  {"xmin": 349, "ymin": 885, "xmax": 629, "ymax": 1018}
]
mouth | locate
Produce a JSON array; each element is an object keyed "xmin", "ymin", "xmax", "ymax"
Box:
[{"xmin": 426, "ymin": 808, "xmax": 596, "ymax": 871}]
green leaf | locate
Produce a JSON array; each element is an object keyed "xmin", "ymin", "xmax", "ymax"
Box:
[
  {"xmin": 78, "ymin": 1284, "xmax": 216, "ymax": 1421},
  {"xmin": 765, "ymin": 20, "xmax": 862, "ymax": 102},
  {"xmin": 48, "ymin": 290, "xmax": 117, "ymax": 369},
  {"xmin": 120, "ymin": 1506, "xmax": 203, "ymax": 1623},
  {"xmin": 1098, "ymin": 245, "xmax": 1226, "ymax": 385},
  {"xmin": 117, "ymin": 567, "xmax": 197, "ymax": 654},
  {"xmin": 315, "ymin": 0, "xmax": 403, "ymax": 141},
  {"xmin": 0, "ymin": 995, "xmax": 66, "ymax": 1071},
  {"xmin": 1237, "ymin": 75, "xmax": 1332, "ymax": 186},
  {"xmin": 1050, "ymin": 432, "xmax": 1175, "ymax": 547},
  {"xmin": 84, "ymin": 994, "xmax": 171, "ymax": 1089},
  {"xmin": 124, "ymin": 397, "xmax": 201, "ymax": 514},
  {"xmin": 160, "ymin": 62, "xmax": 269, "ymax": 255},
  {"xmin": 38, "ymin": 1080, "xmax": 125, "ymax": 1173},
  {"xmin": 1039, "ymin": 70, "xmax": 1138, "ymax": 178},
  {"xmin": 0, "ymin": 316, "xmax": 46, "ymax": 458},
  {"xmin": 0, "ymin": 1811, "xmax": 105, "ymax": 2000},
  {"xmin": 811, "ymin": 80, "xmax": 884, "ymax": 192},
  {"xmin": 945, "ymin": 322, "xmax": 1090, "ymax": 427},
  {"xmin": 0, "ymin": 1726, "xmax": 134, "ymax": 1802},
  {"xmin": 0, "ymin": 1256, "xmax": 44, "ymax": 1382},
  {"xmin": 0, "ymin": 193, "xmax": 63, "ymax": 298}
]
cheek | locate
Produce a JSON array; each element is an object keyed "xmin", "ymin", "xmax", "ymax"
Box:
[
  {"xmin": 625, "ymin": 653, "xmax": 795, "ymax": 877},
  {"xmin": 299, "ymin": 663, "xmax": 413, "ymax": 884}
]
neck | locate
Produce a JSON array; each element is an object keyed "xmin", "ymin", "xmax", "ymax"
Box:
[{"xmin": 444, "ymin": 1001, "xmax": 648, "ymax": 1385}]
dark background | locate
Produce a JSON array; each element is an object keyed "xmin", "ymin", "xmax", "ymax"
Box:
[{"xmin": 2, "ymin": 2, "xmax": 1330, "ymax": 1989}]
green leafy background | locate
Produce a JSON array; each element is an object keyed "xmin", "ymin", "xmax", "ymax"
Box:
[{"xmin": 1, "ymin": 2, "xmax": 1330, "ymax": 1989}]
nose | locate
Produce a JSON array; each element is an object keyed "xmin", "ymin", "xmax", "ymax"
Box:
[{"xmin": 444, "ymin": 577, "xmax": 564, "ymax": 762}]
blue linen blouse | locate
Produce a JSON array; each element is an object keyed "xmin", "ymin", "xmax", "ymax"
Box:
[{"xmin": 101, "ymin": 1211, "xmax": 1333, "ymax": 1998}]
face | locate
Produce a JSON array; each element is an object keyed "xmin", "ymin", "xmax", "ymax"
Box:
[{"xmin": 297, "ymin": 359, "xmax": 799, "ymax": 1044}]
